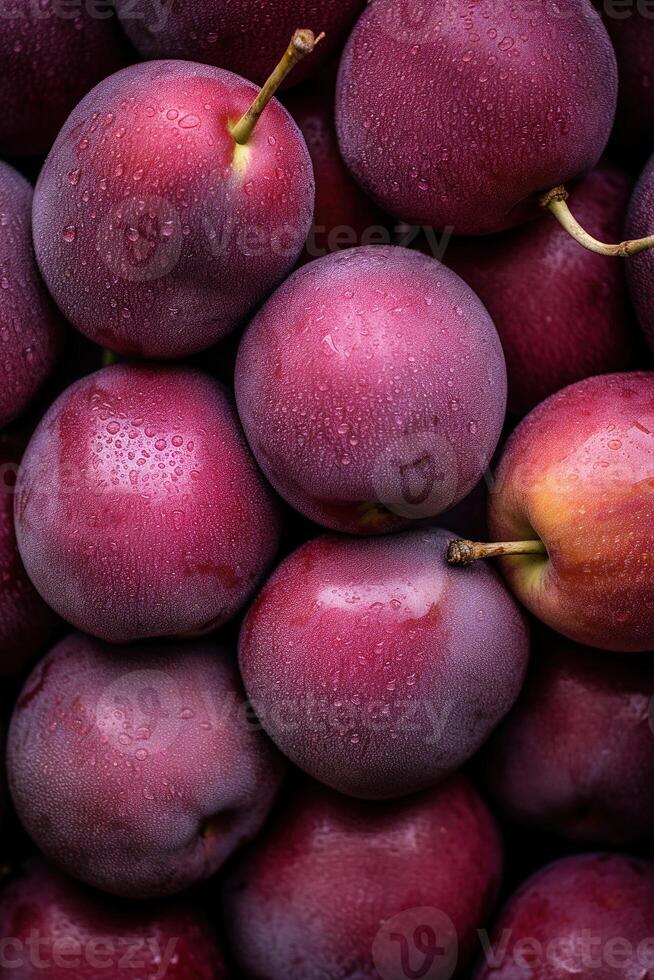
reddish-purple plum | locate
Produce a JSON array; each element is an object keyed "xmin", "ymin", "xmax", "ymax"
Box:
[
  {"xmin": 33, "ymin": 59, "xmax": 314, "ymax": 359},
  {"xmin": 284, "ymin": 67, "xmax": 388, "ymax": 263},
  {"xmin": 336, "ymin": 0, "xmax": 617, "ymax": 235},
  {"xmin": 600, "ymin": 4, "xmax": 654, "ymax": 161},
  {"xmin": 240, "ymin": 528, "xmax": 529, "ymax": 799},
  {"xmin": 0, "ymin": 450, "xmax": 60, "ymax": 677},
  {"xmin": 627, "ymin": 154, "xmax": 654, "ymax": 352},
  {"xmin": 0, "ymin": 162, "xmax": 62, "ymax": 429},
  {"xmin": 443, "ymin": 162, "xmax": 636, "ymax": 416},
  {"xmin": 7, "ymin": 632, "xmax": 285, "ymax": 898},
  {"xmin": 481, "ymin": 629, "xmax": 654, "ymax": 846},
  {"xmin": 14, "ymin": 364, "xmax": 281, "ymax": 643},
  {"xmin": 236, "ymin": 246, "xmax": 507, "ymax": 534},
  {"xmin": 115, "ymin": 0, "xmax": 365, "ymax": 89},
  {"xmin": 0, "ymin": 0, "xmax": 129, "ymax": 158},
  {"xmin": 223, "ymin": 776, "xmax": 503, "ymax": 980},
  {"xmin": 0, "ymin": 859, "xmax": 227, "ymax": 978},
  {"xmin": 475, "ymin": 854, "xmax": 654, "ymax": 979}
]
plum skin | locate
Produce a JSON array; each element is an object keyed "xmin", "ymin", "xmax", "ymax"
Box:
[
  {"xmin": 336, "ymin": 0, "xmax": 617, "ymax": 235},
  {"xmin": 0, "ymin": 162, "xmax": 63, "ymax": 430},
  {"xmin": 236, "ymin": 246, "xmax": 507, "ymax": 535},
  {"xmin": 222, "ymin": 775, "xmax": 503, "ymax": 980},
  {"xmin": 481, "ymin": 629, "xmax": 654, "ymax": 846},
  {"xmin": 14, "ymin": 364, "xmax": 282, "ymax": 644},
  {"xmin": 0, "ymin": 858, "xmax": 227, "ymax": 979},
  {"xmin": 33, "ymin": 60, "xmax": 315, "ymax": 360},
  {"xmin": 7, "ymin": 632, "xmax": 285, "ymax": 899},
  {"xmin": 0, "ymin": 450, "xmax": 61, "ymax": 677},
  {"xmin": 475, "ymin": 853, "xmax": 654, "ymax": 979},
  {"xmin": 489, "ymin": 372, "xmax": 654, "ymax": 652},
  {"xmin": 443, "ymin": 162, "xmax": 636, "ymax": 416},
  {"xmin": 627, "ymin": 154, "xmax": 654, "ymax": 354},
  {"xmin": 115, "ymin": 0, "xmax": 365, "ymax": 90},
  {"xmin": 239, "ymin": 527, "xmax": 529, "ymax": 800},
  {"xmin": 0, "ymin": 0, "xmax": 129, "ymax": 158}
]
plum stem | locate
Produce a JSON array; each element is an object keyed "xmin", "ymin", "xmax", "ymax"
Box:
[
  {"xmin": 230, "ymin": 29, "xmax": 325, "ymax": 145},
  {"xmin": 540, "ymin": 186, "xmax": 654, "ymax": 257},
  {"xmin": 102, "ymin": 349, "xmax": 119, "ymax": 368},
  {"xmin": 447, "ymin": 538, "xmax": 547, "ymax": 566}
]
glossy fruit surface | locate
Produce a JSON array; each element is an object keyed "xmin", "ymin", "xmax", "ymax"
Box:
[
  {"xmin": 444, "ymin": 162, "xmax": 636, "ymax": 416},
  {"xmin": 0, "ymin": 0, "xmax": 129, "ymax": 157},
  {"xmin": 236, "ymin": 246, "xmax": 507, "ymax": 534},
  {"xmin": 115, "ymin": 0, "xmax": 365, "ymax": 89},
  {"xmin": 600, "ymin": 5, "xmax": 654, "ymax": 161},
  {"xmin": 482, "ymin": 628, "xmax": 654, "ymax": 845},
  {"xmin": 223, "ymin": 775, "xmax": 503, "ymax": 980},
  {"xmin": 0, "ymin": 162, "xmax": 62, "ymax": 430},
  {"xmin": 0, "ymin": 858, "xmax": 228, "ymax": 978},
  {"xmin": 240, "ymin": 528, "xmax": 529, "ymax": 798},
  {"xmin": 7, "ymin": 633, "xmax": 285, "ymax": 898},
  {"xmin": 626, "ymin": 154, "xmax": 654, "ymax": 353},
  {"xmin": 33, "ymin": 60, "xmax": 314, "ymax": 359},
  {"xmin": 489, "ymin": 372, "xmax": 654, "ymax": 651},
  {"xmin": 15, "ymin": 364, "xmax": 281, "ymax": 643},
  {"xmin": 475, "ymin": 853, "xmax": 654, "ymax": 979},
  {"xmin": 336, "ymin": 0, "xmax": 617, "ymax": 234}
]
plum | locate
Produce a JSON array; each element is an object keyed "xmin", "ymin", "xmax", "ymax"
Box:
[
  {"xmin": 336, "ymin": 0, "xmax": 617, "ymax": 235},
  {"xmin": 481, "ymin": 628, "xmax": 654, "ymax": 846},
  {"xmin": 283, "ymin": 66, "xmax": 388, "ymax": 263},
  {"xmin": 33, "ymin": 59, "xmax": 314, "ymax": 359},
  {"xmin": 475, "ymin": 853, "xmax": 654, "ymax": 979},
  {"xmin": 7, "ymin": 632, "xmax": 285, "ymax": 898},
  {"xmin": 115, "ymin": 0, "xmax": 365, "ymax": 89},
  {"xmin": 0, "ymin": 858, "xmax": 227, "ymax": 978},
  {"xmin": 223, "ymin": 775, "xmax": 503, "ymax": 980},
  {"xmin": 627, "ymin": 154, "xmax": 654, "ymax": 353},
  {"xmin": 0, "ymin": 449, "xmax": 60, "ymax": 677},
  {"xmin": 14, "ymin": 364, "xmax": 281, "ymax": 644},
  {"xmin": 600, "ymin": 2, "xmax": 654, "ymax": 162},
  {"xmin": 0, "ymin": 161, "xmax": 62, "ymax": 430},
  {"xmin": 235, "ymin": 246, "xmax": 507, "ymax": 534},
  {"xmin": 443, "ymin": 162, "xmax": 636, "ymax": 416},
  {"xmin": 239, "ymin": 527, "xmax": 529, "ymax": 799},
  {"xmin": 0, "ymin": 0, "xmax": 129, "ymax": 158}
]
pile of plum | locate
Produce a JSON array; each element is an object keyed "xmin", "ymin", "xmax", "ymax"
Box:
[{"xmin": 1, "ymin": 0, "xmax": 654, "ymax": 977}]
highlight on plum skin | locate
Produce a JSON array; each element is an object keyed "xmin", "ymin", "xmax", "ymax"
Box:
[
  {"xmin": 235, "ymin": 245, "xmax": 507, "ymax": 535},
  {"xmin": 0, "ymin": 858, "xmax": 228, "ymax": 979},
  {"xmin": 0, "ymin": 161, "xmax": 63, "ymax": 430},
  {"xmin": 239, "ymin": 527, "xmax": 530, "ymax": 800},
  {"xmin": 222, "ymin": 775, "xmax": 504, "ymax": 980},
  {"xmin": 480, "ymin": 628, "xmax": 654, "ymax": 847},
  {"xmin": 13, "ymin": 363, "xmax": 282, "ymax": 644},
  {"xmin": 7, "ymin": 632, "xmax": 286, "ymax": 899}
]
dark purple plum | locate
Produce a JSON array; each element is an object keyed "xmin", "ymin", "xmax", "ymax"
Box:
[
  {"xmin": 600, "ymin": 3, "xmax": 654, "ymax": 162},
  {"xmin": 0, "ymin": 0, "xmax": 129, "ymax": 158},
  {"xmin": 475, "ymin": 854, "xmax": 654, "ymax": 979},
  {"xmin": 115, "ymin": 0, "xmax": 365, "ymax": 89},
  {"xmin": 236, "ymin": 246, "xmax": 507, "ymax": 534},
  {"xmin": 240, "ymin": 528, "xmax": 529, "ymax": 798},
  {"xmin": 443, "ymin": 162, "xmax": 636, "ymax": 416},
  {"xmin": 33, "ymin": 60, "xmax": 314, "ymax": 359},
  {"xmin": 14, "ymin": 364, "xmax": 281, "ymax": 643},
  {"xmin": 7, "ymin": 633, "xmax": 285, "ymax": 898},
  {"xmin": 336, "ymin": 0, "xmax": 617, "ymax": 234},
  {"xmin": 627, "ymin": 154, "xmax": 654, "ymax": 352},
  {"xmin": 481, "ymin": 629, "xmax": 654, "ymax": 846},
  {"xmin": 0, "ymin": 162, "xmax": 62, "ymax": 429},
  {"xmin": 0, "ymin": 858, "xmax": 227, "ymax": 978},
  {"xmin": 223, "ymin": 776, "xmax": 503, "ymax": 980}
]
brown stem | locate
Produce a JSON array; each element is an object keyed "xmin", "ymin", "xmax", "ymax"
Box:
[
  {"xmin": 539, "ymin": 186, "xmax": 654, "ymax": 257},
  {"xmin": 230, "ymin": 29, "xmax": 325, "ymax": 145},
  {"xmin": 447, "ymin": 538, "xmax": 548, "ymax": 567}
]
